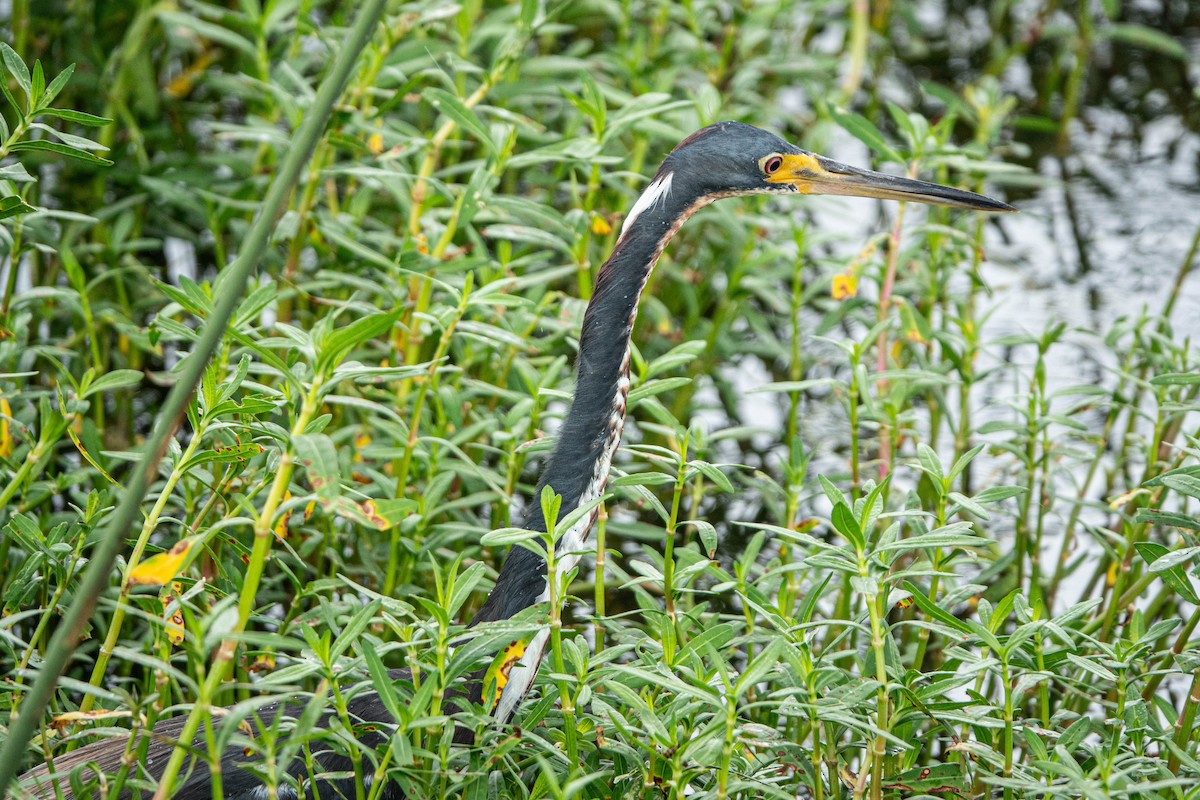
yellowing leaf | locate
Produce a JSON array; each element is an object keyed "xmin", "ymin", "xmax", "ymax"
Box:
[
  {"xmin": 0, "ymin": 395, "xmax": 11, "ymax": 457},
  {"xmin": 275, "ymin": 491, "xmax": 293, "ymax": 539},
  {"xmin": 483, "ymin": 640, "xmax": 527, "ymax": 710},
  {"xmin": 128, "ymin": 537, "xmax": 199, "ymax": 586},
  {"xmin": 161, "ymin": 596, "xmax": 185, "ymax": 645}
]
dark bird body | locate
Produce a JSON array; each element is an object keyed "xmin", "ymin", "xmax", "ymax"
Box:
[{"xmin": 17, "ymin": 122, "xmax": 1012, "ymax": 799}]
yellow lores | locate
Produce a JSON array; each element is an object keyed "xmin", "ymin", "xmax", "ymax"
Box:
[
  {"xmin": 763, "ymin": 152, "xmax": 824, "ymax": 193},
  {"xmin": 483, "ymin": 640, "xmax": 528, "ymax": 711}
]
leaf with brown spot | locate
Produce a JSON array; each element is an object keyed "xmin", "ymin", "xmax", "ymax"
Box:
[
  {"xmin": 293, "ymin": 433, "xmax": 340, "ymax": 505},
  {"xmin": 128, "ymin": 536, "xmax": 200, "ymax": 586}
]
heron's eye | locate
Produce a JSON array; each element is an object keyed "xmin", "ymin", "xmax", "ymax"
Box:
[{"xmin": 763, "ymin": 156, "xmax": 783, "ymax": 175}]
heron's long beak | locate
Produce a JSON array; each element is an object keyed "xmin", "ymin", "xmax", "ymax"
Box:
[{"xmin": 767, "ymin": 152, "xmax": 1015, "ymax": 212}]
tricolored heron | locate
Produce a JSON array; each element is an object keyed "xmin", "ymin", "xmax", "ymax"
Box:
[{"xmin": 19, "ymin": 121, "xmax": 1013, "ymax": 799}]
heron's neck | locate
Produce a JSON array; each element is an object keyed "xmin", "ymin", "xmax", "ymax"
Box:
[{"xmin": 472, "ymin": 171, "xmax": 704, "ymax": 625}]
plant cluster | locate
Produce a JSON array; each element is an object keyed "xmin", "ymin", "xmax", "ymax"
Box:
[{"xmin": 1, "ymin": 2, "xmax": 1198, "ymax": 799}]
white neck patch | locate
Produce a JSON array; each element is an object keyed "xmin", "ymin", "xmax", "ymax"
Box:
[{"xmin": 620, "ymin": 171, "xmax": 674, "ymax": 238}]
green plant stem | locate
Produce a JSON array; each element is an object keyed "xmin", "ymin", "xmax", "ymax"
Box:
[
  {"xmin": 663, "ymin": 436, "xmax": 689, "ymax": 624},
  {"xmin": 1163, "ymin": 221, "xmax": 1200, "ymax": 320},
  {"xmin": 593, "ymin": 504, "xmax": 607, "ymax": 654},
  {"xmin": 545, "ymin": 523, "xmax": 579, "ymax": 770},
  {"xmin": 1169, "ymin": 668, "xmax": 1200, "ymax": 774}
]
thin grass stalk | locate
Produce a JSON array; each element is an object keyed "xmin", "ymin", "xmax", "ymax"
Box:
[
  {"xmin": 839, "ymin": 0, "xmax": 868, "ymax": 102},
  {"xmin": 1163, "ymin": 221, "xmax": 1200, "ymax": 320},
  {"xmin": 593, "ymin": 504, "xmax": 607, "ymax": 654},
  {"xmin": 663, "ymin": 433, "xmax": 689, "ymax": 623},
  {"xmin": 1056, "ymin": 3, "xmax": 1092, "ymax": 157},
  {"xmin": 1169, "ymin": 669, "xmax": 1200, "ymax": 774},
  {"xmin": 545, "ymin": 521, "xmax": 580, "ymax": 770},
  {"xmin": 716, "ymin": 687, "xmax": 736, "ymax": 800}
]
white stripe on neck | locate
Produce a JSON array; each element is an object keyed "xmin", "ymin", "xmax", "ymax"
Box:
[{"xmin": 620, "ymin": 171, "xmax": 674, "ymax": 238}]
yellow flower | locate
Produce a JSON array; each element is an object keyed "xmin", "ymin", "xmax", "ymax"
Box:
[
  {"xmin": 590, "ymin": 215, "xmax": 612, "ymax": 235},
  {"xmin": 367, "ymin": 132, "xmax": 384, "ymax": 155},
  {"xmin": 831, "ymin": 273, "xmax": 858, "ymax": 301}
]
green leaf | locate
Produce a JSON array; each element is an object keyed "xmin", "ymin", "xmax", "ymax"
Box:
[
  {"xmin": 948, "ymin": 443, "xmax": 986, "ymax": 482},
  {"xmin": 1162, "ymin": 474, "xmax": 1200, "ymax": 500},
  {"xmin": 1134, "ymin": 542, "xmax": 1200, "ymax": 604},
  {"xmin": 362, "ymin": 644, "xmax": 405, "ymax": 725},
  {"xmin": 158, "ymin": 11, "xmax": 258, "ymax": 58},
  {"xmin": 479, "ymin": 526, "xmax": 543, "ymax": 548},
  {"xmin": 154, "ymin": 276, "xmax": 213, "ymax": 316},
  {"xmin": 1065, "ymin": 652, "xmax": 1117, "ymax": 683},
  {"xmin": 0, "ymin": 195, "xmax": 35, "ymax": 219},
  {"xmin": 81, "ymin": 369, "xmax": 143, "ymax": 398},
  {"xmin": 685, "ymin": 519, "xmax": 718, "ymax": 557},
  {"xmin": 178, "ymin": 443, "xmax": 266, "ymax": 473},
  {"xmin": 733, "ymin": 637, "xmax": 785, "ymax": 698},
  {"xmin": 612, "ymin": 472, "xmax": 676, "ymax": 488},
  {"xmin": 628, "ymin": 376, "xmax": 691, "ymax": 405},
  {"xmin": 948, "ymin": 491, "xmax": 989, "ymax": 519},
  {"xmin": 883, "ymin": 763, "xmax": 967, "ymax": 794},
  {"xmin": 330, "ymin": 598, "xmax": 382, "ymax": 660},
  {"xmin": 35, "ymin": 106, "xmax": 112, "ymax": 127},
  {"xmin": 691, "ymin": 461, "xmax": 734, "ymax": 494},
  {"xmin": 1103, "ymin": 23, "xmax": 1187, "ymax": 60},
  {"xmin": 1058, "ymin": 717, "xmax": 1091, "ymax": 754},
  {"xmin": 916, "ymin": 443, "xmax": 945, "ymax": 484},
  {"xmin": 41, "ymin": 62, "xmax": 75, "ymax": 109},
  {"xmin": 447, "ymin": 561, "xmax": 487, "ymax": 617},
  {"xmin": 29, "ymin": 122, "xmax": 109, "ymax": 152},
  {"xmin": 425, "ymin": 88, "xmax": 496, "ymax": 154},
  {"xmin": 1, "ymin": 43, "xmax": 32, "ymax": 105},
  {"xmin": 972, "ymin": 486, "xmax": 1027, "ymax": 503},
  {"xmin": 10, "ymin": 139, "xmax": 113, "ymax": 166},
  {"xmin": 829, "ymin": 107, "xmax": 903, "ymax": 164},
  {"xmin": 1148, "ymin": 371, "xmax": 1200, "ymax": 386},
  {"xmin": 293, "ymin": 433, "xmax": 340, "ymax": 503},
  {"xmin": 1134, "ymin": 509, "xmax": 1200, "ymax": 532},
  {"xmin": 831, "ymin": 502, "xmax": 864, "ymax": 551},
  {"xmin": 315, "ymin": 310, "xmax": 399, "ymax": 377},
  {"xmin": 902, "ymin": 581, "xmax": 972, "ymax": 637},
  {"xmin": 30, "ymin": 60, "xmax": 44, "ymax": 109},
  {"xmin": 0, "ymin": 162, "xmax": 35, "ymax": 182}
]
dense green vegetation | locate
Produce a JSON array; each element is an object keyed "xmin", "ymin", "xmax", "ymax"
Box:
[{"xmin": 2, "ymin": 1, "xmax": 1199, "ymax": 798}]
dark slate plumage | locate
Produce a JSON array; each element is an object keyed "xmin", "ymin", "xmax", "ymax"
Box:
[{"xmin": 20, "ymin": 669, "xmax": 457, "ymax": 800}]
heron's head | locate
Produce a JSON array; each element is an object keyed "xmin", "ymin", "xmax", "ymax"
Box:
[{"xmin": 660, "ymin": 121, "xmax": 1015, "ymax": 212}]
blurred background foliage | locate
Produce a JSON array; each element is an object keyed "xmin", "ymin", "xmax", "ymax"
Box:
[{"xmin": 3, "ymin": 0, "xmax": 1200, "ymax": 798}]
